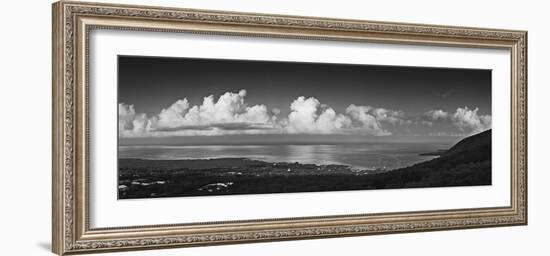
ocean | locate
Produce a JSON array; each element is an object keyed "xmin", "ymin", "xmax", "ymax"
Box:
[{"xmin": 119, "ymin": 142, "xmax": 451, "ymax": 171}]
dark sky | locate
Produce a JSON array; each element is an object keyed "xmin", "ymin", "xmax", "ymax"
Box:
[
  {"xmin": 118, "ymin": 55, "xmax": 491, "ymax": 144},
  {"xmin": 119, "ymin": 56, "xmax": 490, "ymax": 116}
]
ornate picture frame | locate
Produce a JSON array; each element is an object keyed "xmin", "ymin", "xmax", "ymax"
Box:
[{"xmin": 52, "ymin": 1, "xmax": 527, "ymax": 255}]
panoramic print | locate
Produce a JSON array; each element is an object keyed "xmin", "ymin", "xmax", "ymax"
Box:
[{"xmin": 117, "ymin": 56, "xmax": 492, "ymax": 199}]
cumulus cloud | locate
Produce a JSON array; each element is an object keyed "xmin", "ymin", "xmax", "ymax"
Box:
[
  {"xmin": 283, "ymin": 98, "xmax": 402, "ymax": 135},
  {"xmin": 421, "ymin": 107, "xmax": 491, "ymax": 134},
  {"xmin": 119, "ymin": 90, "xmax": 414, "ymax": 137},
  {"xmin": 452, "ymin": 106, "xmax": 491, "ymax": 134},
  {"xmin": 154, "ymin": 90, "xmax": 272, "ymax": 130},
  {"xmin": 156, "ymin": 99, "xmax": 190, "ymax": 128},
  {"xmin": 120, "ymin": 91, "xmax": 493, "ymax": 138},
  {"xmin": 118, "ymin": 103, "xmax": 152, "ymax": 137},
  {"xmin": 119, "ymin": 90, "xmax": 276, "ymax": 137},
  {"xmin": 285, "ymin": 97, "xmax": 352, "ymax": 134},
  {"xmin": 345, "ymin": 105, "xmax": 390, "ymax": 135},
  {"xmin": 150, "ymin": 89, "xmax": 277, "ymax": 136}
]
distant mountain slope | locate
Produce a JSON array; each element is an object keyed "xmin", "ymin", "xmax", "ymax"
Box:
[
  {"xmin": 372, "ymin": 129, "xmax": 492, "ymax": 189},
  {"xmin": 444, "ymin": 129, "xmax": 491, "ymax": 157}
]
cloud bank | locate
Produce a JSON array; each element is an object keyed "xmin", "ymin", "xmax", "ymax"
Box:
[
  {"xmin": 422, "ymin": 107, "xmax": 492, "ymax": 134},
  {"xmin": 153, "ymin": 90, "xmax": 274, "ymax": 133},
  {"xmin": 119, "ymin": 104, "xmax": 152, "ymax": 138},
  {"xmin": 119, "ymin": 90, "xmax": 491, "ymax": 138},
  {"xmin": 452, "ymin": 106, "xmax": 492, "ymax": 133}
]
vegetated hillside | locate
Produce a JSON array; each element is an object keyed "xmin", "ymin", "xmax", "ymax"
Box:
[
  {"xmin": 371, "ymin": 129, "xmax": 492, "ymax": 189},
  {"xmin": 443, "ymin": 129, "xmax": 491, "ymax": 157}
]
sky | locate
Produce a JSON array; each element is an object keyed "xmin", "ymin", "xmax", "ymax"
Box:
[{"xmin": 118, "ymin": 56, "xmax": 491, "ymax": 145}]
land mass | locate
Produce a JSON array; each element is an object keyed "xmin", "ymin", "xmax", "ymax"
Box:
[
  {"xmin": 419, "ymin": 149, "xmax": 447, "ymax": 156},
  {"xmin": 118, "ymin": 129, "xmax": 491, "ymax": 199}
]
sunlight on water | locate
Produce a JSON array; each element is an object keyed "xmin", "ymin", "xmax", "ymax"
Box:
[{"xmin": 119, "ymin": 142, "xmax": 451, "ymax": 170}]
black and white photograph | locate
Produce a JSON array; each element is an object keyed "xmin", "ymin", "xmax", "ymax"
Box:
[{"xmin": 117, "ymin": 56, "xmax": 492, "ymax": 199}]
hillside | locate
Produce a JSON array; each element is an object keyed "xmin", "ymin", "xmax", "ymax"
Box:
[
  {"xmin": 444, "ymin": 129, "xmax": 491, "ymax": 157},
  {"xmin": 372, "ymin": 129, "xmax": 492, "ymax": 189}
]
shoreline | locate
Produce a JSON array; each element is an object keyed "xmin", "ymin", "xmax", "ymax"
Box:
[{"xmin": 118, "ymin": 157, "xmax": 391, "ymax": 173}]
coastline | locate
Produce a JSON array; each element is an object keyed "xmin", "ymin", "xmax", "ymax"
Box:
[
  {"xmin": 118, "ymin": 130, "xmax": 491, "ymax": 199},
  {"xmin": 118, "ymin": 157, "xmax": 385, "ymax": 199},
  {"xmin": 118, "ymin": 142, "xmax": 445, "ymax": 172}
]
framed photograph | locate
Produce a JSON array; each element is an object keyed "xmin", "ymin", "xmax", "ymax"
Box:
[{"xmin": 52, "ymin": 1, "xmax": 527, "ymax": 255}]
